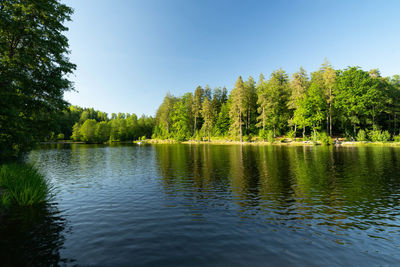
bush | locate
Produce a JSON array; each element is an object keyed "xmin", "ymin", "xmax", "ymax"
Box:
[
  {"xmin": 258, "ymin": 129, "xmax": 268, "ymax": 141},
  {"xmin": 368, "ymin": 130, "xmax": 391, "ymax": 142},
  {"xmin": 356, "ymin": 129, "xmax": 367, "ymax": 141},
  {"xmin": 317, "ymin": 132, "xmax": 333, "ymax": 146},
  {"xmin": 0, "ymin": 163, "xmax": 51, "ymax": 206},
  {"xmin": 267, "ymin": 130, "xmax": 275, "ymax": 143},
  {"xmin": 286, "ymin": 130, "xmax": 295, "ymax": 140},
  {"xmin": 243, "ymin": 135, "xmax": 251, "ymax": 142},
  {"xmin": 57, "ymin": 133, "xmax": 65, "ymax": 140},
  {"xmin": 394, "ymin": 135, "xmax": 400, "ymax": 142}
]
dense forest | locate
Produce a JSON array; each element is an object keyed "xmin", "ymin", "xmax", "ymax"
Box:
[
  {"xmin": 153, "ymin": 60, "xmax": 400, "ymax": 142},
  {"xmin": 48, "ymin": 106, "xmax": 155, "ymax": 143}
]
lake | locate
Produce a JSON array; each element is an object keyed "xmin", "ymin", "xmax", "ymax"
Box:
[{"xmin": 1, "ymin": 144, "xmax": 400, "ymax": 266}]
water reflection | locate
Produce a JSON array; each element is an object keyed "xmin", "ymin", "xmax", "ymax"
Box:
[
  {"xmin": 0, "ymin": 203, "xmax": 75, "ymax": 266},
  {"xmin": 18, "ymin": 144, "xmax": 400, "ymax": 265},
  {"xmin": 155, "ymin": 145, "xmax": 400, "ymax": 239}
]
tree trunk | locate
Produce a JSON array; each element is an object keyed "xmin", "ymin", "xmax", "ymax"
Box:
[
  {"xmin": 313, "ymin": 124, "xmax": 316, "ymax": 141},
  {"xmin": 262, "ymin": 108, "xmax": 265, "ymax": 131},
  {"xmin": 329, "ymin": 103, "xmax": 332, "ymax": 136},
  {"xmin": 239, "ymin": 111, "xmax": 243, "ymax": 142},
  {"xmin": 329, "ymin": 88, "xmax": 333, "ymax": 137},
  {"xmin": 193, "ymin": 116, "xmax": 197, "ymax": 138},
  {"xmin": 302, "ymin": 127, "xmax": 305, "ymax": 139},
  {"xmin": 326, "ymin": 114, "xmax": 329, "ymax": 134},
  {"xmin": 273, "ymin": 126, "xmax": 276, "ymax": 138},
  {"xmin": 294, "ymin": 123, "xmax": 297, "ymax": 138}
]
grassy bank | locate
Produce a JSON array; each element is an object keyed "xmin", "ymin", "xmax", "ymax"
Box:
[{"xmin": 0, "ymin": 163, "xmax": 51, "ymax": 209}]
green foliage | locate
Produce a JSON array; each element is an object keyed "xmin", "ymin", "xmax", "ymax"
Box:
[
  {"xmin": 286, "ymin": 130, "xmax": 296, "ymax": 140},
  {"xmin": 230, "ymin": 76, "xmax": 246, "ymax": 141},
  {"xmin": 258, "ymin": 129, "xmax": 267, "ymax": 141},
  {"xmin": 71, "ymin": 123, "xmax": 82, "ymax": 141},
  {"xmin": 0, "ymin": 0, "xmax": 76, "ymax": 160},
  {"xmin": 57, "ymin": 133, "xmax": 65, "ymax": 140},
  {"xmin": 257, "ymin": 69, "xmax": 290, "ymax": 137},
  {"xmin": 368, "ymin": 130, "xmax": 391, "ymax": 142},
  {"xmin": 80, "ymin": 119, "xmax": 97, "ymax": 143},
  {"xmin": 356, "ymin": 129, "xmax": 367, "ymax": 141},
  {"xmin": 215, "ymin": 102, "xmax": 231, "ymax": 136},
  {"xmin": 151, "ymin": 61, "xmax": 399, "ymax": 143},
  {"xmin": 334, "ymin": 67, "xmax": 386, "ymax": 134},
  {"xmin": 201, "ymin": 98, "xmax": 214, "ymax": 141},
  {"xmin": 95, "ymin": 121, "xmax": 110, "ymax": 143},
  {"xmin": 267, "ymin": 130, "xmax": 275, "ymax": 143},
  {"xmin": 67, "ymin": 110, "xmax": 154, "ymax": 143},
  {"xmin": 394, "ymin": 135, "xmax": 400, "ymax": 142},
  {"xmin": 171, "ymin": 95, "xmax": 192, "ymax": 141},
  {"xmin": 317, "ymin": 132, "xmax": 333, "ymax": 145},
  {"xmin": 0, "ymin": 163, "xmax": 50, "ymax": 206}
]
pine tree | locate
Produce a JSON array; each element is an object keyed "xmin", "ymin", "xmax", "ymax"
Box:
[
  {"xmin": 192, "ymin": 86, "xmax": 204, "ymax": 136},
  {"xmin": 229, "ymin": 76, "xmax": 246, "ymax": 141},
  {"xmin": 201, "ymin": 98, "xmax": 213, "ymax": 141}
]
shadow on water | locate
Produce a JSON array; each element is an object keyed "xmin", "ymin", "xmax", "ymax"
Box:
[{"xmin": 0, "ymin": 203, "xmax": 75, "ymax": 266}]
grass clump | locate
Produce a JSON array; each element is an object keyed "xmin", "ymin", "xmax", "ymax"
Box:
[{"xmin": 0, "ymin": 163, "xmax": 51, "ymax": 207}]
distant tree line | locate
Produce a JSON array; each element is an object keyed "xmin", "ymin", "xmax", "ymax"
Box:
[
  {"xmin": 48, "ymin": 106, "xmax": 155, "ymax": 143},
  {"xmin": 153, "ymin": 60, "xmax": 400, "ymax": 142}
]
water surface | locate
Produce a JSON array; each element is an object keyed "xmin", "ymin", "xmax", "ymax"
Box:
[{"xmin": 2, "ymin": 144, "xmax": 400, "ymax": 266}]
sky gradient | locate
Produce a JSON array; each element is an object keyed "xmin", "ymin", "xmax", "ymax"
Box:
[{"xmin": 63, "ymin": 0, "xmax": 400, "ymax": 116}]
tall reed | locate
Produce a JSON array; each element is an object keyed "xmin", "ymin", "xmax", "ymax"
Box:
[{"xmin": 0, "ymin": 163, "xmax": 51, "ymax": 206}]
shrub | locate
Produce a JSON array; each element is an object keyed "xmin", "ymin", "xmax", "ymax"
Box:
[
  {"xmin": 0, "ymin": 163, "xmax": 51, "ymax": 206},
  {"xmin": 356, "ymin": 129, "xmax": 367, "ymax": 141},
  {"xmin": 286, "ymin": 130, "xmax": 295, "ymax": 140},
  {"xmin": 368, "ymin": 130, "xmax": 391, "ymax": 142},
  {"xmin": 57, "ymin": 133, "xmax": 65, "ymax": 140},
  {"xmin": 394, "ymin": 135, "xmax": 400, "ymax": 142},
  {"xmin": 267, "ymin": 130, "xmax": 275, "ymax": 143},
  {"xmin": 243, "ymin": 135, "xmax": 251, "ymax": 142},
  {"xmin": 317, "ymin": 132, "xmax": 333, "ymax": 145},
  {"xmin": 258, "ymin": 129, "xmax": 268, "ymax": 141}
]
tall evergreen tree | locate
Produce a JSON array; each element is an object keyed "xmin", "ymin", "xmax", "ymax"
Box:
[
  {"xmin": 201, "ymin": 98, "xmax": 213, "ymax": 141},
  {"xmin": 230, "ymin": 76, "xmax": 246, "ymax": 141},
  {"xmin": 243, "ymin": 76, "xmax": 258, "ymax": 133},
  {"xmin": 192, "ymin": 86, "xmax": 204, "ymax": 136}
]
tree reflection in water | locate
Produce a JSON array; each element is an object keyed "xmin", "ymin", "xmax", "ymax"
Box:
[{"xmin": 0, "ymin": 203, "xmax": 75, "ymax": 266}]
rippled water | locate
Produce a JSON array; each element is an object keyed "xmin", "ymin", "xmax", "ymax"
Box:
[{"xmin": 1, "ymin": 144, "xmax": 400, "ymax": 266}]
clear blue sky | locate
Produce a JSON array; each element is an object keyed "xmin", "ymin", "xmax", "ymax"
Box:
[{"xmin": 63, "ymin": 0, "xmax": 400, "ymax": 117}]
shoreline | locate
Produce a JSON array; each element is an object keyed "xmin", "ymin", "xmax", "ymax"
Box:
[
  {"xmin": 47, "ymin": 139, "xmax": 400, "ymax": 147},
  {"xmin": 141, "ymin": 139, "xmax": 400, "ymax": 147}
]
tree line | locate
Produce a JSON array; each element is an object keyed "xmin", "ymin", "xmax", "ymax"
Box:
[
  {"xmin": 48, "ymin": 106, "xmax": 155, "ymax": 143},
  {"xmin": 154, "ymin": 60, "xmax": 400, "ymax": 142}
]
